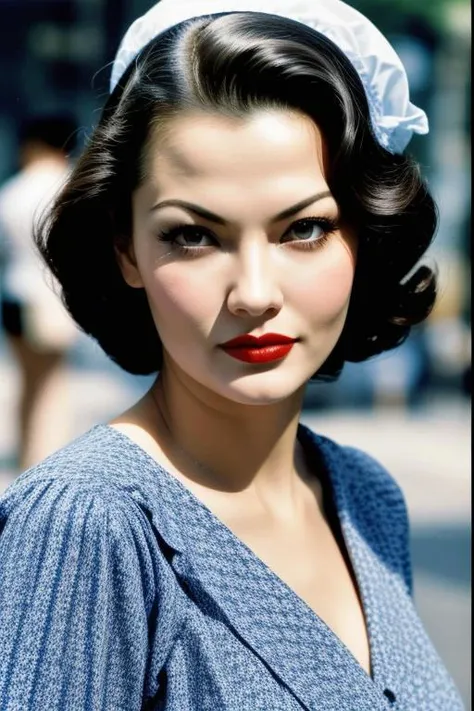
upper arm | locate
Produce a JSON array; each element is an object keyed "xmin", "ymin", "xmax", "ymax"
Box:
[{"xmin": 0, "ymin": 480, "xmax": 157, "ymax": 710}]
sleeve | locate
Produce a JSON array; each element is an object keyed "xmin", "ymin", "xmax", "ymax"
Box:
[{"xmin": 0, "ymin": 479, "xmax": 161, "ymax": 710}]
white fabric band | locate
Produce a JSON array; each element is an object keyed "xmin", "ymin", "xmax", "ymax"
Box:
[{"xmin": 110, "ymin": 0, "xmax": 428, "ymax": 154}]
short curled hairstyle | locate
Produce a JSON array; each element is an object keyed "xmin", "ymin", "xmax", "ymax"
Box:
[{"xmin": 36, "ymin": 12, "xmax": 438, "ymax": 378}]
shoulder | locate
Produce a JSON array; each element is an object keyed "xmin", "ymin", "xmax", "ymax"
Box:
[
  {"xmin": 339, "ymin": 440, "xmax": 407, "ymax": 509},
  {"xmin": 0, "ymin": 168, "xmax": 37, "ymax": 202},
  {"xmin": 1, "ymin": 424, "xmax": 188, "ymax": 569},
  {"xmin": 0, "ymin": 428, "xmax": 183, "ymax": 706},
  {"xmin": 3, "ymin": 423, "xmax": 151, "ymax": 489},
  {"xmin": 0, "ymin": 425, "xmax": 159, "ymax": 556},
  {"xmin": 301, "ymin": 424, "xmax": 413, "ymax": 594},
  {"xmin": 0, "ymin": 165, "xmax": 67, "ymax": 220},
  {"xmin": 301, "ymin": 423, "xmax": 407, "ymax": 507},
  {"xmin": 340, "ymin": 442, "xmax": 412, "ymax": 566},
  {"xmin": 0, "ymin": 426, "xmax": 182, "ymax": 628}
]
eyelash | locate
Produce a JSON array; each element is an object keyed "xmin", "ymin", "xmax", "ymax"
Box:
[{"xmin": 157, "ymin": 217, "xmax": 339, "ymax": 258}]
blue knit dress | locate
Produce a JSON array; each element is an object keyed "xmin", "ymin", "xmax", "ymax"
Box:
[{"xmin": 0, "ymin": 424, "xmax": 464, "ymax": 710}]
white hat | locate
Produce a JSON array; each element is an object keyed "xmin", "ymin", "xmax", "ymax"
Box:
[{"xmin": 110, "ymin": 0, "xmax": 428, "ymax": 154}]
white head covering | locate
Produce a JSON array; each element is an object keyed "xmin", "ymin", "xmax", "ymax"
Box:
[{"xmin": 110, "ymin": 0, "xmax": 428, "ymax": 154}]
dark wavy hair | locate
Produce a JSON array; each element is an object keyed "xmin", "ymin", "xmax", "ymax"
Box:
[{"xmin": 36, "ymin": 12, "xmax": 438, "ymax": 378}]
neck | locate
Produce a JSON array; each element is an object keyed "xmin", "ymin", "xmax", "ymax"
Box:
[{"xmin": 149, "ymin": 362, "xmax": 307, "ymax": 502}]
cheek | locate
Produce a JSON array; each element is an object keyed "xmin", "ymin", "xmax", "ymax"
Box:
[
  {"xmin": 289, "ymin": 245, "xmax": 356, "ymax": 322},
  {"xmin": 141, "ymin": 265, "xmax": 218, "ymax": 332}
]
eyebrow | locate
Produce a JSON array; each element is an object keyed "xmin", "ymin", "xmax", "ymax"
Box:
[{"xmin": 149, "ymin": 191, "xmax": 334, "ymax": 225}]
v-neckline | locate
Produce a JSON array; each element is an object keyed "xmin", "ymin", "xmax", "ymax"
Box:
[{"xmin": 99, "ymin": 422, "xmax": 380, "ymax": 686}]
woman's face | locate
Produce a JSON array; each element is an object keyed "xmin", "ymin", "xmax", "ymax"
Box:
[{"xmin": 123, "ymin": 109, "xmax": 357, "ymax": 405}]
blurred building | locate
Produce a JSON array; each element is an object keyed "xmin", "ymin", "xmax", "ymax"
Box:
[
  {"xmin": 0, "ymin": 1, "xmax": 470, "ymax": 171},
  {"xmin": 0, "ymin": 0, "xmax": 150, "ymax": 181}
]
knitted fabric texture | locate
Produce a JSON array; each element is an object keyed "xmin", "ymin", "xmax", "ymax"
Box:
[{"xmin": 0, "ymin": 424, "xmax": 464, "ymax": 710}]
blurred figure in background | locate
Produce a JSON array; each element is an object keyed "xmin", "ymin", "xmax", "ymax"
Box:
[
  {"xmin": 0, "ymin": 114, "xmax": 79, "ymax": 470},
  {"xmin": 370, "ymin": 325, "xmax": 433, "ymax": 410}
]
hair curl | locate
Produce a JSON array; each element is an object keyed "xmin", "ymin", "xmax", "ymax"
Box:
[{"xmin": 36, "ymin": 12, "xmax": 438, "ymax": 378}]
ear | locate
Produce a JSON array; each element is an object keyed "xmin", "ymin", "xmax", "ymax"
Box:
[{"xmin": 114, "ymin": 243, "xmax": 144, "ymax": 289}]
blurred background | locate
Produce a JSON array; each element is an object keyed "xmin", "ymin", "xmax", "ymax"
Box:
[{"xmin": 0, "ymin": 0, "xmax": 471, "ymax": 706}]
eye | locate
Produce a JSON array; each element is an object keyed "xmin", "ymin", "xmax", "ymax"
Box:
[
  {"xmin": 158, "ymin": 225, "xmax": 216, "ymax": 249},
  {"xmin": 281, "ymin": 217, "xmax": 338, "ymax": 245}
]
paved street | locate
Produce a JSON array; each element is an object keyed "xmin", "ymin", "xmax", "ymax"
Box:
[{"xmin": 0, "ymin": 351, "xmax": 471, "ymax": 707}]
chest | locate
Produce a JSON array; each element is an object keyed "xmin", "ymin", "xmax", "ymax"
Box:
[
  {"xmin": 221, "ymin": 510, "xmax": 372, "ymax": 677},
  {"xmin": 158, "ymin": 516, "xmax": 463, "ymax": 711}
]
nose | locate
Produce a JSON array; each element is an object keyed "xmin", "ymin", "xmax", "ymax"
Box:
[{"xmin": 226, "ymin": 240, "xmax": 283, "ymax": 318}]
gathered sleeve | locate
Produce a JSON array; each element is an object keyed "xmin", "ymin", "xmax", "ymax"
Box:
[{"xmin": 0, "ymin": 477, "xmax": 174, "ymax": 710}]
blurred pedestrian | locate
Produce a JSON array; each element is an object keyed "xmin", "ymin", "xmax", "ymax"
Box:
[
  {"xmin": 371, "ymin": 325, "xmax": 432, "ymax": 410},
  {"xmin": 0, "ymin": 114, "xmax": 79, "ymax": 470},
  {"xmin": 0, "ymin": 2, "xmax": 465, "ymax": 710}
]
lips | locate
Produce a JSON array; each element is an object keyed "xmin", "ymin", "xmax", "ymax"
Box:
[
  {"xmin": 219, "ymin": 333, "xmax": 297, "ymax": 364},
  {"xmin": 221, "ymin": 333, "xmax": 295, "ymax": 348}
]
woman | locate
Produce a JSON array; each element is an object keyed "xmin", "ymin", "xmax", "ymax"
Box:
[
  {"xmin": 0, "ymin": 1, "xmax": 464, "ymax": 709},
  {"xmin": 0, "ymin": 115, "xmax": 79, "ymax": 470}
]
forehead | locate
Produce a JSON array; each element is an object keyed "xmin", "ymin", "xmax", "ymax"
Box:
[{"xmin": 142, "ymin": 109, "xmax": 328, "ymax": 192}]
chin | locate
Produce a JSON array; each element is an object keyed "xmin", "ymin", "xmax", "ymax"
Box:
[
  {"xmin": 213, "ymin": 370, "xmax": 312, "ymax": 407},
  {"xmin": 166, "ymin": 349, "xmax": 328, "ymax": 406}
]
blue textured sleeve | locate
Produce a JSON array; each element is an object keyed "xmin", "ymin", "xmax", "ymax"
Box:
[{"xmin": 0, "ymin": 478, "xmax": 158, "ymax": 710}]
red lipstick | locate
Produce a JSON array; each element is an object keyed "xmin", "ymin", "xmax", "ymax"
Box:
[{"xmin": 219, "ymin": 333, "xmax": 297, "ymax": 364}]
